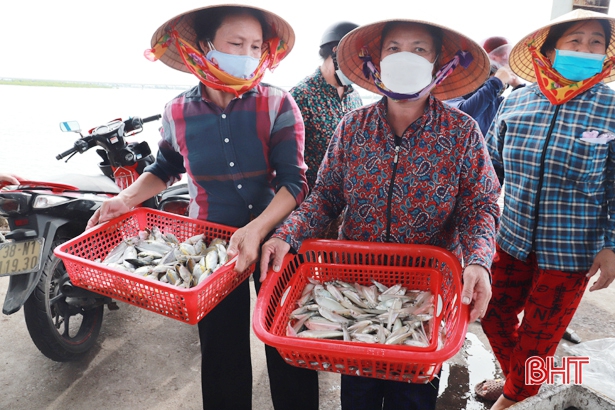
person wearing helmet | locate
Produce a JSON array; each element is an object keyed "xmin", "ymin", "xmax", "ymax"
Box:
[
  {"xmin": 445, "ymin": 36, "xmax": 523, "ymax": 136},
  {"xmin": 289, "ymin": 21, "xmax": 363, "ymax": 240},
  {"xmin": 290, "ymin": 21, "xmax": 363, "ymax": 193},
  {"xmin": 87, "ymin": 4, "xmax": 317, "ymax": 409}
]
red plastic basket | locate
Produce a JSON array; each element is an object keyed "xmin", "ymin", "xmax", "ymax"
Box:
[
  {"xmin": 253, "ymin": 239, "xmax": 468, "ymax": 383},
  {"xmin": 54, "ymin": 208, "xmax": 253, "ymax": 325}
]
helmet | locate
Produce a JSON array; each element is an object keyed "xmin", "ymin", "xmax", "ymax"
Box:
[{"xmin": 320, "ymin": 21, "xmax": 359, "ymax": 47}]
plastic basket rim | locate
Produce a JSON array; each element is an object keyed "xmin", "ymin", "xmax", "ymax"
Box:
[
  {"xmin": 253, "ymin": 239, "xmax": 468, "ymax": 364},
  {"xmin": 56, "ymin": 207, "xmax": 237, "ymax": 253}
]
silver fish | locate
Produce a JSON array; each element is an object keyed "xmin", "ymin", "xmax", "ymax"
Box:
[
  {"xmin": 318, "ymin": 307, "xmax": 351, "ymax": 324},
  {"xmin": 297, "ymin": 329, "xmax": 344, "ymax": 339},
  {"xmin": 216, "ymin": 243, "xmax": 228, "ymax": 265},
  {"xmin": 204, "ymin": 247, "xmax": 219, "ymax": 271}
]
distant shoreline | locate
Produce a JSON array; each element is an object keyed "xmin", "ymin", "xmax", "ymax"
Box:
[
  {"xmin": 0, "ymin": 78, "xmax": 191, "ymax": 90},
  {"xmin": 0, "ymin": 77, "xmax": 382, "ymax": 103}
]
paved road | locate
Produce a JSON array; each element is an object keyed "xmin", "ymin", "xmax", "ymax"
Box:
[{"xmin": 1, "ymin": 275, "xmax": 613, "ymax": 409}]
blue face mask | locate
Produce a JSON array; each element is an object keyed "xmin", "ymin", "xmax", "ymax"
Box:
[
  {"xmin": 552, "ymin": 49, "xmax": 606, "ymax": 81},
  {"xmin": 206, "ymin": 41, "xmax": 260, "ymax": 79}
]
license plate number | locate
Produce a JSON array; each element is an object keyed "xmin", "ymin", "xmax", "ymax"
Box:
[{"xmin": 0, "ymin": 238, "xmax": 45, "ymax": 276}]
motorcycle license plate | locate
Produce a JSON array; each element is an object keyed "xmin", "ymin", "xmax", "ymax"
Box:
[{"xmin": 0, "ymin": 238, "xmax": 45, "ymax": 276}]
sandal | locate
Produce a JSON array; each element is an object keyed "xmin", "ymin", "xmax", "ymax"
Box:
[
  {"xmin": 563, "ymin": 327, "xmax": 582, "ymax": 344},
  {"xmin": 474, "ymin": 378, "xmax": 505, "ymax": 402}
]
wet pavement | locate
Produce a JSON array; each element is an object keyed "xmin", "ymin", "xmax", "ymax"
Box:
[
  {"xmin": 436, "ymin": 330, "xmax": 501, "ymax": 410},
  {"xmin": 1, "ymin": 274, "xmax": 613, "ymax": 409}
]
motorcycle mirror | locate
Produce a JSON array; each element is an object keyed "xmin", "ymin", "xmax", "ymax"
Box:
[{"xmin": 59, "ymin": 121, "xmax": 81, "ymax": 133}]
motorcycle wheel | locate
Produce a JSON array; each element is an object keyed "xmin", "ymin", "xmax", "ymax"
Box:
[{"xmin": 23, "ymin": 239, "xmax": 104, "ymax": 362}]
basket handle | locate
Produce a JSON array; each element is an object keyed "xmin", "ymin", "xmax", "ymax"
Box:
[{"xmin": 224, "ymin": 255, "xmax": 238, "ymax": 267}]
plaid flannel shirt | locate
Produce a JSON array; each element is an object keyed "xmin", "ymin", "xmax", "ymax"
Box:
[{"xmin": 145, "ymin": 83, "xmax": 308, "ymax": 228}]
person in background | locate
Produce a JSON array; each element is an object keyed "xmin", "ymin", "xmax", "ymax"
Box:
[
  {"xmin": 86, "ymin": 4, "xmax": 317, "ymax": 409},
  {"xmin": 0, "ymin": 174, "xmax": 20, "ymax": 185},
  {"xmin": 290, "ymin": 21, "xmax": 363, "ymax": 239},
  {"xmin": 478, "ymin": 9, "xmax": 615, "ymax": 409},
  {"xmin": 445, "ymin": 36, "xmax": 523, "ymax": 136},
  {"xmin": 260, "ymin": 18, "xmax": 501, "ymax": 410},
  {"xmin": 290, "ymin": 21, "xmax": 363, "ymax": 192}
]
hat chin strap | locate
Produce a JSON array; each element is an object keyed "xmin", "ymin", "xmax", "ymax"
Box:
[{"xmin": 359, "ymin": 48, "xmax": 474, "ymax": 101}]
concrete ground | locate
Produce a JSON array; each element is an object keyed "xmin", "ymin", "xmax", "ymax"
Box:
[{"xmin": 0, "ymin": 274, "xmax": 613, "ymax": 410}]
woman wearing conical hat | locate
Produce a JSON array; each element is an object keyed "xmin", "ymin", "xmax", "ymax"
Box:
[
  {"xmin": 260, "ymin": 17, "xmax": 501, "ymax": 409},
  {"xmin": 479, "ymin": 9, "xmax": 615, "ymax": 409},
  {"xmin": 87, "ymin": 4, "xmax": 318, "ymax": 409}
]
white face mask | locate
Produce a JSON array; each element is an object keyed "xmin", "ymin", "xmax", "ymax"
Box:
[
  {"xmin": 335, "ymin": 69, "xmax": 353, "ymax": 86},
  {"xmin": 380, "ymin": 52, "xmax": 434, "ymax": 94},
  {"xmin": 205, "ymin": 41, "xmax": 260, "ymax": 79}
]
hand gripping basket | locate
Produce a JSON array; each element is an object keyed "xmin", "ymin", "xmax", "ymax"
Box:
[
  {"xmin": 253, "ymin": 239, "xmax": 468, "ymax": 383},
  {"xmin": 54, "ymin": 208, "xmax": 253, "ymax": 325}
]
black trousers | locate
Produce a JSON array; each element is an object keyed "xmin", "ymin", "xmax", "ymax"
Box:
[
  {"xmin": 340, "ymin": 373, "xmax": 440, "ymax": 410},
  {"xmin": 198, "ymin": 264, "xmax": 319, "ymax": 409}
]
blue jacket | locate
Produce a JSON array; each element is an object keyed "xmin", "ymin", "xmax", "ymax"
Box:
[{"xmin": 445, "ymin": 76, "xmax": 505, "ymax": 136}]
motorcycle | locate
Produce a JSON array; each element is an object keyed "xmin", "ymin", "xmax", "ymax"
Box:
[{"xmin": 0, "ymin": 115, "xmax": 189, "ymax": 361}]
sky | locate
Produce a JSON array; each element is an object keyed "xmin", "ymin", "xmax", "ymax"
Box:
[{"xmin": 2, "ymin": 0, "xmax": 613, "ymax": 90}]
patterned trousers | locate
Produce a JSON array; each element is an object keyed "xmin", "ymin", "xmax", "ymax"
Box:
[{"xmin": 481, "ymin": 248, "xmax": 589, "ymax": 402}]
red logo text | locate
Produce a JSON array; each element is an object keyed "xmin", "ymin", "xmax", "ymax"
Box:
[{"xmin": 525, "ymin": 356, "xmax": 590, "ymax": 385}]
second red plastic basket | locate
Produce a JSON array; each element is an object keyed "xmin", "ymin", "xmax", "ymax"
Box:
[{"xmin": 253, "ymin": 239, "xmax": 468, "ymax": 383}]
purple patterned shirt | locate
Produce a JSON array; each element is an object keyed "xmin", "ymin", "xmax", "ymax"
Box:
[{"xmin": 273, "ymin": 95, "xmax": 501, "ymax": 270}]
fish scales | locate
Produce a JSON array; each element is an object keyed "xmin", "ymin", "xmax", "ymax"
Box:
[{"xmin": 99, "ymin": 226, "xmax": 230, "ymax": 289}]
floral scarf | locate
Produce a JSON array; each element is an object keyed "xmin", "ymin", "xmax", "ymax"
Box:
[
  {"xmin": 528, "ymin": 41, "xmax": 614, "ymax": 105},
  {"xmin": 145, "ymin": 27, "xmax": 289, "ymax": 97}
]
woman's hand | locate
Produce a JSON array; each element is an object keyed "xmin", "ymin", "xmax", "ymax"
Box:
[
  {"xmin": 587, "ymin": 249, "xmax": 615, "ymax": 291},
  {"xmin": 227, "ymin": 223, "xmax": 266, "ymax": 273},
  {"xmin": 461, "ymin": 264, "xmax": 492, "ymax": 322},
  {"xmin": 227, "ymin": 187, "xmax": 297, "ymax": 275},
  {"xmin": 85, "ymin": 173, "xmax": 167, "ymax": 230},
  {"xmin": 0, "ymin": 173, "xmax": 20, "ymax": 185},
  {"xmin": 258, "ymin": 238, "xmax": 291, "ymax": 282},
  {"xmin": 86, "ymin": 197, "xmax": 132, "ymax": 230}
]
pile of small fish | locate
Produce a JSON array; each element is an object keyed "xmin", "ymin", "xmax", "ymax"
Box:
[
  {"xmin": 285, "ymin": 278, "xmax": 443, "ymax": 348},
  {"xmin": 98, "ymin": 226, "xmax": 229, "ymax": 288}
]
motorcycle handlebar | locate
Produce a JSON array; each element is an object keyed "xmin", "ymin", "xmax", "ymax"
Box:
[
  {"xmin": 55, "ymin": 114, "xmax": 160, "ymax": 161},
  {"xmin": 123, "ymin": 115, "xmax": 160, "ymax": 134},
  {"xmin": 56, "ymin": 138, "xmax": 91, "ymax": 160},
  {"xmin": 142, "ymin": 114, "xmax": 162, "ymax": 123},
  {"xmin": 56, "ymin": 146, "xmax": 77, "ymax": 160}
]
